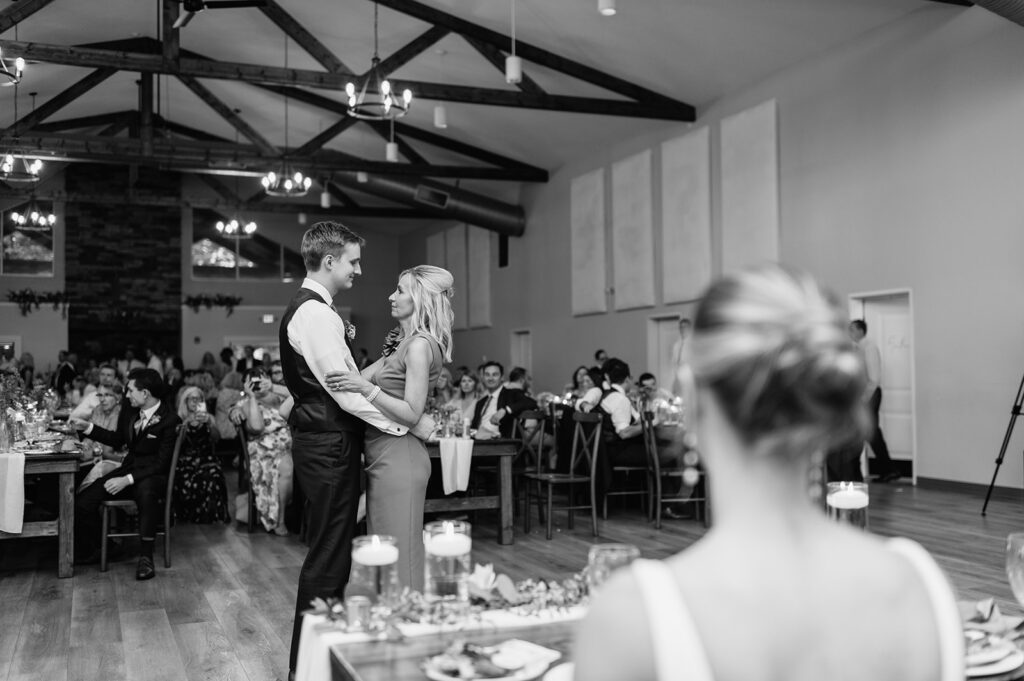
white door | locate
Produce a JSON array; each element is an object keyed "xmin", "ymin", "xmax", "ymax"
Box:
[
  {"xmin": 647, "ymin": 317, "xmax": 681, "ymax": 395},
  {"xmin": 851, "ymin": 292, "xmax": 915, "ymax": 474},
  {"xmin": 510, "ymin": 330, "xmax": 532, "ymax": 376}
]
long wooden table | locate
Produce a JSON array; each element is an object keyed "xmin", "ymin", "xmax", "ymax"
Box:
[
  {"xmin": 0, "ymin": 451, "xmax": 80, "ymax": 578},
  {"xmin": 329, "ymin": 618, "xmax": 576, "ymax": 681},
  {"xmin": 424, "ymin": 438, "xmax": 518, "ymax": 546}
]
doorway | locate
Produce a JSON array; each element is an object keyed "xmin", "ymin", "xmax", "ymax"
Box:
[
  {"xmin": 510, "ymin": 329, "xmax": 532, "ymax": 376},
  {"xmin": 647, "ymin": 316, "xmax": 682, "ymax": 396},
  {"xmin": 849, "ymin": 290, "xmax": 916, "ymax": 482}
]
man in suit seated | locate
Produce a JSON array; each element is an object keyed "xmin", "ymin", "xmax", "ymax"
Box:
[
  {"xmin": 470, "ymin": 361, "xmax": 537, "ymax": 439},
  {"xmin": 71, "ymin": 368, "xmax": 181, "ymax": 580}
]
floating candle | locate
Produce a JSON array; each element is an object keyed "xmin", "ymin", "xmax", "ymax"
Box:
[
  {"xmin": 426, "ymin": 527, "xmax": 472, "ymax": 557},
  {"xmin": 826, "ymin": 489, "xmax": 869, "ymax": 510},
  {"xmin": 352, "ymin": 536, "xmax": 399, "ymax": 566}
]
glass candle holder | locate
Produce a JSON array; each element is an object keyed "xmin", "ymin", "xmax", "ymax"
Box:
[
  {"xmin": 423, "ymin": 520, "xmax": 472, "ymax": 607},
  {"xmin": 826, "ymin": 481, "xmax": 869, "ymax": 530},
  {"xmin": 347, "ymin": 535, "xmax": 401, "ymax": 614}
]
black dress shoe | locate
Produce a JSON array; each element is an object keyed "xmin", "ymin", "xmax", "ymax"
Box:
[
  {"xmin": 662, "ymin": 505, "xmax": 695, "ymax": 520},
  {"xmin": 135, "ymin": 556, "xmax": 156, "ymax": 581},
  {"xmin": 882, "ymin": 471, "xmax": 902, "ymax": 483}
]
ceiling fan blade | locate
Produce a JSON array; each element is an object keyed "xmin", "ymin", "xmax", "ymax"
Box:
[
  {"xmin": 203, "ymin": 0, "xmax": 266, "ymax": 7},
  {"xmin": 172, "ymin": 10, "xmax": 196, "ymax": 29}
]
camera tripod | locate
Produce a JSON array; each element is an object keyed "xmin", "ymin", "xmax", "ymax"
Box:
[{"xmin": 982, "ymin": 371, "xmax": 1024, "ymax": 515}]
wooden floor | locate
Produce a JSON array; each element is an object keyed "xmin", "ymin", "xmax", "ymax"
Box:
[{"xmin": 2, "ymin": 479, "xmax": 1023, "ymax": 681}]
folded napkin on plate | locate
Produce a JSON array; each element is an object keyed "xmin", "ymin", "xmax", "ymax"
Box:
[
  {"xmin": 439, "ymin": 437, "xmax": 473, "ymax": 495},
  {"xmin": 959, "ymin": 598, "xmax": 1024, "ymax": 635},
  {"xmin": 0, "ymin": 452, "xmax": 26, "ymax": 533}
]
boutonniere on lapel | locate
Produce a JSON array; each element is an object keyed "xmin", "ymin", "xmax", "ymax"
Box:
[
  {"xmin": 342, "ymin": 319, "xmax": 356, "ymax": 341},
  {"xmin": 147, "ymin": 414, "xmax": 162, "ymax": 428}
]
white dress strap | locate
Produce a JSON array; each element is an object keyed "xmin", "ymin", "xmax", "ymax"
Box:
[
  {"xmin": 632, "ymin": 558, "xmax": 715, "ymax": 681},
  {"xmin": 886, "ymin": 538, "xmax": 965, "ymax": 681}
]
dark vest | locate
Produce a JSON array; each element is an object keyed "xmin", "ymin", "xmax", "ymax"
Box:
[{"xmin": 279, "ymin": 287, "xmax": 365, "ymax": 434}]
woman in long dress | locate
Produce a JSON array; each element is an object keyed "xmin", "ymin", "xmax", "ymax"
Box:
[
  {"xmin": 172, "ymin": 386, "xmax": 230, "ymax": 524},
  {"xmin": 327, "ymin": 265, "xmax": 454, "ymax": 591},
  {"xmin": 574, "ymin": 264, "xmax": 963, "ymax": 681}
]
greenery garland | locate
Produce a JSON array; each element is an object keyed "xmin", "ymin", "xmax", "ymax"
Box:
[
  {"xmin": 183, "ymin": 294, "xmax": 243, "ymax": 316},
  {"xmin": 6, "ymin": 289, "xmax": 70, "ymax": 318}
]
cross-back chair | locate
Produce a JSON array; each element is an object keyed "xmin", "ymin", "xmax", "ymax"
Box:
[{"xmin": 641, "ymin": 411, "xmax": 709, "ymax": 528}]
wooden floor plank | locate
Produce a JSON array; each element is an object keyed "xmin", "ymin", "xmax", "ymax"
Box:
[
  {"xmin": 204, "ymin": 589, "xmax": 290, "ymax": 681},
  {"xmin": 159, "ymin": 567, "xmax": 219, "ymax": 626},
  {"xmin": 172, "ymin": 621, "xmax": 249, "ymax": 681},
  {"xmin": 7, "ymin": 574, "xmax": 72, "ymax": 681},
  {"xmin": 69, "ymin": 569, "xmax": 121, "ymax": 646},
  {"xmin": 121, "ymin": 609, "xmax": 189, "ymax": 681},
  {"xmin": 0, "ymin": 597, "xmax": 28, "ymax": 681},
  {"xmin": 67, "ymin": 642, "xmax": 126, "ymax": 681}
]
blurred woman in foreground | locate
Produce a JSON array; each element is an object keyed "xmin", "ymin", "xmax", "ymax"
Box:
[{"xmin": 575, "ymin": 264, "xmax": 962, "ymax": 681}]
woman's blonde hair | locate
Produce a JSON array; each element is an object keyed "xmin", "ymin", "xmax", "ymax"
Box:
[
  {"xmin": 398, "ymin": 265, "xmax": 455, "ymax": 362},
  {"xmin": 176, "ymin": 386, "xmax": 205, "ymax": 420},
  {"xmin": 690, "ymin": 264, "xmax": 868, "ymax": 460}
]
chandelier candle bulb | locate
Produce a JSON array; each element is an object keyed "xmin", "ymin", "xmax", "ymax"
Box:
[
  {"xmin": 598, "ymin": 0, "xmax": 616, "ymax": 16},
  {"xmin": 434, "ymin": 105, "xmax": 448, "ymax": 129},
  {"xmin": 320, "ymin": 189, "xmax": 331, "ymax": 209}
]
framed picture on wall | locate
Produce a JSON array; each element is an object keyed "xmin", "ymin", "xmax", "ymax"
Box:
[{"xmin": 1, "ymin": 201, "xmax": 55, "ymax": 277}]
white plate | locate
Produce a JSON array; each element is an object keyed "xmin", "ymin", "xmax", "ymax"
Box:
[
  {"xmin": 967, "ymin": 636, "xmax": 1017, "ymax": 667},
  {"xmin": 967, "ymin": 648, "xmax": 1024, "ymax": 678},
  {"xmin": 543, "ymin": 663, "xmax": 574, "ymax": 681},
  {"xmin": 423, "ymin": 659, "xmax": 550, "ymax": 681}
]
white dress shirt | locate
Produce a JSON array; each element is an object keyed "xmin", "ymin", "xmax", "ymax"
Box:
[
  {"xmin": 858, "ymin": 337, "xmax": 882, "ymax": 396},
  {"xmin": 287, "ymin": 279, "xmax": 406, "ymax": 436},
  {"xmin": 476, "ymin": 387, "xmax": 503, "ymax": 439},
  {"xmin": 599, "ymin": 385, "xmax": 640, "ymax": 436}
]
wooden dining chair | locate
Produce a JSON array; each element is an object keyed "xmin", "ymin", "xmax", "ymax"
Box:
[
  {"xmin": 100, "ymin": 425, "xmax": 186, "ymax": 571},
  {"xmin": 522, "ymin": 411, "xmax": 601, "ymax": 540},
  {"xmin": 511, "ymin": 410, "xmax": 548, "ymax": 521},
  {"xmin": 642, "ymin": 411, "xmax": 709, "ymax": 529}
]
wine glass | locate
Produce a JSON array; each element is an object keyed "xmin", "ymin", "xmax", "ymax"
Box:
[{"xmin": 1005, "ymin": 533, "xmax": 1024, "ymax": 606}]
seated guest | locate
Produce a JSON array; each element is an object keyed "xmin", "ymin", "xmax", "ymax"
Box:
[
  {"xmin": 18, "ymin": 352, "xmax": 35, "ymax": 386},
  {"xmin": 446, "ymin": 371, "xmax": 481, "ymax": 424},
  {"xmin": 76, "ymin": 381, "xmax": 126, "ymax": 491},
  {"xmin": 635, "ymin": 372, "xmax": 675, "ymax": 409},
  {"xmin": 575, "ymin": 367, "xmax": 605, "ymax": 412},
  {"xmin": 564, "ymin": 365, "xmax": 591, "ymax": 399},
  {"xmin": 235, "ymin": 345, "xmax": 261, "ymax": 374},
  {"xmin": 173, "ymin": 386, "xmax": 230, "ymax": 524},
  {"xmin": 51, "ymin": 350, "xmax": 76, "ymax": 398},
  {"xmin": 575, "ymin": 265, "xmax": 963, "ymax": 681},
  {"xmin": 116, "ymin": 348, "xmax": 145, "ymax": 381},
  {"xmin": 68, "ymin": 375, "xmax": 88, "ymax": 407},
  {"xmin": 233, "ymin": 369, "xmax": 293, "ymax": 535},
  {"xmin": 505, "ymin": 366, "xmax": 533, "ymax": 395},
  {"xmin": 267, "ymin": 360, "xmax": 291, "ymax": 399},
  {"xmin": 71, "ymin": 368, "xmax": 182, "ymax": 580},
  {"xmin": 428, "ymin": 366, "xmax": 456, "ymax": 411},
  {"xmin": 215, "ymin": 372, "xmax": 246, "ymax": 441},
  {"xmin": 199, "ymin": 351, "xmax": 225, "ymax": 385},
  {"xmin": 470, "ymin": 361, "xmax": 537, "ymax": 439},
  {"xmin": 70, "ymin": 364, "xmax": 120, "ymax": 420}
]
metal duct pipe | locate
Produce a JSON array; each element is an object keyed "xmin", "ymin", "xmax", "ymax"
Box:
[
  {"xmin": 972, "ymin": 0, "xmax": 1024, "ymax": 27},
  {"xmin": 331, "ymin": 173, "xmax": 526, "ymax": 237}
]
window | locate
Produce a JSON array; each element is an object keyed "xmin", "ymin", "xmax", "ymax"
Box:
[
  {"xmin": 190, "ymin": 209, "xmax": 303, "ymax": 281},
  {"xmin": 1, "ymin": 202, "xmax": 54, "ymax": 277}
]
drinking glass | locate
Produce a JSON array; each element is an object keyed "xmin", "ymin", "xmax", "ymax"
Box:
[
  {"xmin": 424, "ymin": 520, "xmax": 472, "ymax": 609},
  {"xmin": 347, "ymin": 535, "xmax": 401, "ymax": 615},
  {"xmin": 826, "ymin": 481, "xmax": 869, "ymax": 530},
  {"xmin": 1006, "ymin": 533, "xmax": 1024, "ymax": 607},
  {"xmin": 587, "ymin": 543, "xmax": 640, "ymax": 590}
]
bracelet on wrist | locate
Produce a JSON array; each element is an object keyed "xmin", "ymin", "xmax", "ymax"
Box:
[{"xmin": 367, "ymin": 385, "xmax": 381, "ymax": 403}]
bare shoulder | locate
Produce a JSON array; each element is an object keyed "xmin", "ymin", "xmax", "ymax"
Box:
[{"xmin": 575, "ymin": 566, "xmax": 657, "ymax": 681}]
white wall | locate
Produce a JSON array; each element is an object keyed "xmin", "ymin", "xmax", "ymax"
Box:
[
  {"xmin": 0, "ymin": 302, "xmax": 68, "ymax": 377},
  {"xmin": 446, "ymin": 5, "xmax": 1024, "ymax": 486}
]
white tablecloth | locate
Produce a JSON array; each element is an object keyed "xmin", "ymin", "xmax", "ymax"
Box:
[
  {"xmin": 438, "ymin": 437, "xmax": 474, "ymax": 494},
  {"xmin": 0, "ymin": 452, "xmax": 25, "ymax": 533},
  {"xmin": 295, "ymin": 605, "xmax": 585, "ymax": 681}
]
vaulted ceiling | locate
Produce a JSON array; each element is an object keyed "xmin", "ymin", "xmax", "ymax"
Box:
[{"xmin": 0, "ymin": 0, "xmax": 972, "ymax": 234}]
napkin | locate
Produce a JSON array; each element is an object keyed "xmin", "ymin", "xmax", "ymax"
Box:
[
  {"xmin": 959, "ymin": 598, "xmax": 1024, "ymax": 635},
  {"xmin": 439, "ymin": 437, "xmax": 473, "ymax": 495},
  {"xmin": 0, "ymin": 452, "xmax": 26, "ymax": 533}
]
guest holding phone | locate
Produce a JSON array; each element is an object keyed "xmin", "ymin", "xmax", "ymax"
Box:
[{"xmin": 173, "ymin": 386, "xmax": 230, "ymax": 524}]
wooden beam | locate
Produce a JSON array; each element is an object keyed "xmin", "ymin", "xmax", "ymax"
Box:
[
  {"xmin": 0, "ymin": 39, "xmax": 694, "ymax": 121},
  {"xmin": 294, "ymin": 117, "xmax": 360, "ymax": 156},
  {"xmin": 33, "ymin": 111, "xmax": 134, "ymax": 133},
  {"xmin": 98, "ymin": 112, "xmax": 134, "ymax": 137},
  {"xmin": 197, "ymin": 174, "xmax": 241, "ymax": 203},
  {"xmin": 162, "ymin": 0, "xmax": 179, "ymax": 61},
  {"xmin": 3, "ymin": 132, "xmax": 548, "ymax": 180},
  {"xmin": 390, "ymin": 121, "xmax": 545, "ymax": 175},
  {"xmin": 176, "ymin": 75, "xmax": 279, "ymax": 156},
  {"xmin": 325, "ymin": 181, "xmax": 359, "ymax": 208},
  {"xmin": 362, "ymin": 120, "xmax": 427, "ymax": 165},
  {"xmin": 374, "ymin": 0, "xmax": 691, "ymax": 108},
  {"xmin": 375, "ymin": 25, "xmax": 449, "ymax": 77},
  {"xmin": 925, "ymin": 0, "xmax": 972, "ymax": 5},
  {"xmin": 0, "ymin": 187, "xmax": 439, "ymax": 218},
  {"xmin": 258, "ymin": 0, "xmax": 350, "ymax": 73},
  {"xmin": 153, "ymin": 115, "xmax": 232, "ymax": 143},
  {"xmin": 0, "ymin": 0, "xmax": 57, "ymax": 33},
  {"xmin": 5, "ymin": 68, "xmax": 117, "ymax": 137},
  {"xmin": 463, "ymin": 35, "xmax": 544, "ymax": 96}
]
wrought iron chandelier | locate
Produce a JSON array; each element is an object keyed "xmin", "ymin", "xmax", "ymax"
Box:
[
  {"xmin": 10, "ymin": 200, "xmax": 56, "ymax": 230},
  {"xmin": 345, "ymin": 2, "xmax": 412, "ymax": 120},
  {"xmin": 262, "ymin": 39, "xmax": 312, "ymax": 197},
  {"xmin": 0, "ymin": 29, "xmax": 25, "ymax": 87},
  {"xmin": 1, "ymin": 86, "xmax": 44, "ymax": 184},
  {"xmin": 215, "ymin": 217, "xmax": 257, "ymax": 237}
]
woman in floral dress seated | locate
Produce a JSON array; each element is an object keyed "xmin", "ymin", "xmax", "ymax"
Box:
[
  {"xmin": 236, "ymin": 368, "xmax": 293, "ymax": 535},
  {"xmin": 173, "ymin": 386, "xmax": 230, "ymax": 523}
]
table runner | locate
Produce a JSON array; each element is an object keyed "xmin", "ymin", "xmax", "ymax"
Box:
[
  {"xmin": 0, "ymin": 452, "xmax": 25, "ymax": 533},
  {"xmin": 295, "ymin": 605, "xmax": 585, "ymax": 681}
]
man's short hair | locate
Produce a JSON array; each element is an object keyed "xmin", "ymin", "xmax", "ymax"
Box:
[
  {"xmin": 593, "ymin": 349, "xmax": 606, "ymax": 362},
  {"xmin": 603, "ymin": 358, "xmax": 631, "ymax": 385},
  {"xmin": 127, "ymin": 368, "xmax": 164, "ymax": 398},
  {"xmin": 301, "ymin": 221, "xmax": 366, "ymax": 272},
  {"xmin": 638, "ymin": 372, "xmax": 656, "ymax": 384},
  {"xmin": 99, "ymin": 381, "xmax": 124, "ymax": 397},
  {"xmin": 481, "ymin": 360, "xmax": 504, "ymax": 376},
  {"xmin": 99, "ymin": 363, "xmax": 116, "ymax": 373},
  {"xmin": 850, "ymin": 319, "xmax": 867, "ymax": 334},
  {"xmin": 508, "ymin": 367, "xmax": 528, "ymax": 383}
]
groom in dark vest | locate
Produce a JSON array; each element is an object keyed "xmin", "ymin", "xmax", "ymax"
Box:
[{"xmin": 281, "ymin": 221, "xmax": 428, "ymax": 675}]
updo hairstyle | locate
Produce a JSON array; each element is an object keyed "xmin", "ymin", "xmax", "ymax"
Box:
[
  {"xmin": 690, "ymin": 264, "xmax": 868, "ymax": 460},
  {"xmin": 401, "ymin": 265, "xmax": 455, "ymax": 362}
]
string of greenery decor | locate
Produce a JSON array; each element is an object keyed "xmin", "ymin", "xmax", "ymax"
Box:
[
  {"xmin": 183, "ymin": 294, "xmax": 243, "ymax": 316},
  {"xmin": 6, "ymin": 289, "xmax": 70, "ymax": 318}
]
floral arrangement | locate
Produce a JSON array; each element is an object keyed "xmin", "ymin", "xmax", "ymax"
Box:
[
  {"xmin": 0, "ymin": 372, "xmax": 26, "ymax": 414},
  {"xmin": 6, "ymin": 288, "xmax": 70, "ymax": 318},
  {"xmin": 341, "ymin": 318, "xmax": 356, "ymax": 341},
  {"xmin": 183, "ymin": 294, "xmax": 243, "ymax": 316},
  {"xmin": 305, "ymin": 563, "xmax": 589, "ymax": 633}
]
